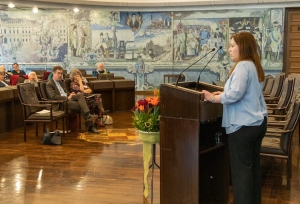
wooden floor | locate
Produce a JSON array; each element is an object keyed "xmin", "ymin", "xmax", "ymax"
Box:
[{"xmin": 0, "ymin": 106, "xmax": 300, "ymax": 203}]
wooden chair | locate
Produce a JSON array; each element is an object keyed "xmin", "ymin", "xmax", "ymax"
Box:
[
  {"xmin": 263, "ymin": 78, "xmax": 275, "ymax": 96},
  {"xmin": 265, "ymin": 76, "xmax": 295, "ymax": 116},
  {"xmin": 17, "ymin": 83, "xmax": 66, "ymax": 141},
  {"xmin": 260, "ymin": 95, "xmax": 300, "ymax": 189},
  {"xmin": 264, "ymin": 73, "xmax": 285, "ymax": 99}
]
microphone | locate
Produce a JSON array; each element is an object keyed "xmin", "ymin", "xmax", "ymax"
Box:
[
  {"xmin": 175, "ymin": 48, "xmax": 216, "ymax": 86},
  {"xmin": 195, "ymin": 46, "xmax": 223, "ymax": 90}
]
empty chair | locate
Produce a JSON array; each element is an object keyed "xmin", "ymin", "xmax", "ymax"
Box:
[
  {"xmin": 263, "ymin": 78, "xmax": 275, "ymax": 96},
  {"xmin": 265, "ymin": 76, "xmax": 295, "ymax": 116},
  {"xmin": 17, "ymin": 83, "xmax": 67, "ymax": 141},
  {"xmin": 264, "ymin": 73, "xmax": 285, "ymax": 99}
]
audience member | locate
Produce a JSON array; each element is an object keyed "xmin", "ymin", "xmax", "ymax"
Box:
[
  {"xmin": 93, "ymin": 63, "xmax": 110, "ymax": 76},
  {"xmin": 0, "ymin": 71, "xmax": 10, "ymax": 87},
  {"xmin": 12, "ymin": 63, "xmax": 26, "ymax": 75},
  {"xmin": 70, "ymin": 68, "xmax": 109, "ymax": 127},
  {"xmin": 46, "ymin": 66, "xmax": 99, "ymax": 134},
  {"xmin": 0, "ymin": 65, "xmax": 12, "ymax": 82},
  {"xmin": 24, "ymin": 71, "xmax": 39, "ymax": 85}
]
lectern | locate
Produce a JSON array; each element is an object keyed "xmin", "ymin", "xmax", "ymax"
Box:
[{"xmin": 160, "ymin": 82, "xmax": 229, "ymax": 204}]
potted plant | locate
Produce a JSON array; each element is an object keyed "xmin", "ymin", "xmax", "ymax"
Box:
[{"xmin": 132, "ymin": 90, "xmax": 160, "ymax": 144}]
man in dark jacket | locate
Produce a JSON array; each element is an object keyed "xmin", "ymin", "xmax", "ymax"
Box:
[{"xmin": 46, "ymin": 66, "xmax": 99, "ymax": 133}]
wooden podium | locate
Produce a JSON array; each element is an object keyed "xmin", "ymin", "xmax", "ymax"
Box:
[{"xmin": 160, "ymin": 82, "xmax": 229, "ymax": 204}]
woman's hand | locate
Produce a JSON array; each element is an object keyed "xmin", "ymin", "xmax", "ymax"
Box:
[
  {"xmin": 212, "ymin": 91, "xmax": 222, "ymax": 95},
  {"xmin": 202, "ymin": 90, "xmax": 214, "ymax": 101}
]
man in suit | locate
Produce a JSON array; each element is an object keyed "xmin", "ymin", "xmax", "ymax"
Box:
[
  {"xmin": 12, "ymin": 63, "xmax": 26, "ymax": 75},
  {"xmin": 46, "ymin": 66, "xmax": 99, "ymax": 133}
]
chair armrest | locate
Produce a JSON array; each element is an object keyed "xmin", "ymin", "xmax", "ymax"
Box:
[
  {"xmin": 23, "ymin": 103, "xmax": 52, "ymax": 108},
  {"xmin": 266, "ymin": 128, "xmax": 292, "ymax": 134}
]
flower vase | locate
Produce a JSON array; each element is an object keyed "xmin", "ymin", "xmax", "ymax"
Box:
[
  {"xmin": 138, "ymin": 130, "xmax": 160, "ymax": 144},
  {"xmin": 138, "ymin": 130, "xmax": 160, "ymax": 198}
]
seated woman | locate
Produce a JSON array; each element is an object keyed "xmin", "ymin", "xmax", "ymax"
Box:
[
  {"xmin": 69, "ymin": 68, "xmax": 109, "ymax": 127},
  {"xmin": 0, "ymin": 71, "xmax": 10, "ymax": 87},
  {"xmin": 24, "ymin": 71, "xmax": 39, "ymax": 85}
]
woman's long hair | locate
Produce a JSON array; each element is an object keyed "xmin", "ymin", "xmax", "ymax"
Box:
[{"xmin": 228, "ymin": 32, "xmax": 265, "ymax": 82}]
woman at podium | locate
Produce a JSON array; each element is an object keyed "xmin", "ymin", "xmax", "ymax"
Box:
[{"xmin": 202, "ymin": 32, "xmax": 268, "ymax": 204}]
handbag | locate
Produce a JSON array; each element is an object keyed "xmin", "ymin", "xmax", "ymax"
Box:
[{"xmin": 42, "ymin": 129, "xmax": 62, "ymax": 145}]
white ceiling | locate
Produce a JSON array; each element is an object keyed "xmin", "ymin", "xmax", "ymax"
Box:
[{"xmin": 0, "ymin": 0, "xmax": 299, "ymax": 11}]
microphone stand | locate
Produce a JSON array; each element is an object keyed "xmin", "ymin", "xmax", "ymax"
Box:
[
  {"xmin": 175, "ymin": 48, "xmax": 215, "ymax": 87},
  {"xmin": 195, "ymin": 48, "xmax": 221, "ymax": 90}
]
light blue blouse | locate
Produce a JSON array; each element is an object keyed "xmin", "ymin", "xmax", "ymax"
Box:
[{"xmin": 220, "ymin": 61, "xmax": 268, "ymax": 134}]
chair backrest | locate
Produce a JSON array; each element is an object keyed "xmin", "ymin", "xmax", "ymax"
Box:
[
  {"xmin": 17, "ymin": 75, "xmax": 28, "ymax": 84},
  {"xmin": 269, "ymin": 73, "xmax": 285, "ymax": 97},
  {"xmin": 97, "ymin": 73, "xmax": 114, "ymax": 80},
  {"xmin": 263, "ymin": 78, "xmax": 275, "ymax": 95},
  {"xmin": 42, "ymin": 71, "xmax": 51, "ymax": 80},
  {"xmin": 38, "ymin": 81, "xmax": 50, "ymax": 100},
  {"xmin": 280, "ymin": 95, "xmax": 300, "ymax": 152},
  {"xmin": 276, "ymin": 76, "xmax": 295, "ymax": 111},
  {"xmin": 64, "ymin": 78, "xmax": 72, "ymax": 93},
  {"xmin": 263, "ymin": 75, "xmax": 274, "ymax": 92},
  {"xmin": 17, "ymin": 83, "xmax": 43, "ymax": 118}
]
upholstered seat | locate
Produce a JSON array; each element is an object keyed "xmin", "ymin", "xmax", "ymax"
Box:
[{"xmin": 17, "ymin": 83, "xmax": 67, "ymax": 141}]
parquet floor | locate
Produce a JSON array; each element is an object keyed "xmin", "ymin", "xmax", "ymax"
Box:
[{"xmin": 0, "ymin": 102, "xmax": 300, "ymax": 203}]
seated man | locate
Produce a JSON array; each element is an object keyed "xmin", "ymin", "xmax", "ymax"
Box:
[
  {"xmin": 93, "ymin": 62, "xmax": 110, "ymax": 76},
  {"xmin": 0, "ymin": 65, "xmax": 12, "ymax": 83},
  {"xmin": 24, "ymin": 71, "xmax": 39, "ymax": 85},
  {"xmin": 12, "ymin": 63, "xmax": 26, "ymax": 75},
  {"xmin": 0, "ymin": 71, "xmax": 10, "ymax": 87},
  {"xmin": 46, "ymin": 66, "xmax": 99, "ymax": 134}
]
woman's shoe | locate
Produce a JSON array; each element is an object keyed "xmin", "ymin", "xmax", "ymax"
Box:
[{"xmin": 94, "ymin": 118, "xmax": 105, "ymax": 128}]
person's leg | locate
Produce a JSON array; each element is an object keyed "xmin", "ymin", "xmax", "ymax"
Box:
[
  {"xmin": 253, "ymin": 117, "xmax": 267, "ymax": 204},
  {"xmin": 229, "ymin": 123, "xmax": 265, "ymax": 204}
]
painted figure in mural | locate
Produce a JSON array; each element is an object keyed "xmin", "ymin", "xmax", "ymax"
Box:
[
  {"xmin": 94, "ymin": 33, "xmax": 106, "ymax": 58},
  {"xmin": 76, "ymin": 25, "xmax": 87, "ymax": 57},
  {"xmin": 111, "ymin": 26, "xmax": 118, "ymax": 52},
  {"xmin": 211, "ymin": 55, "xmax": 231, "ymax": 84},
  {"xmin": 112, "ymin": 12, "xmax": 119, "ymax": 21},
  {"xmin": 174, "ymin": 35, "xmax": 182, "ymax": 62},
  {"xmin": 178, "ymin": 31, "xmax": 187, "ymax": 60},
  {"xmin": 186, "ymin": 29, "xmax": 199, "ymax": 56},
  {"xmin": 125, "ymin": 12, "xmax": 143, "ymax": 32},
  {"xmin": 0, "ymin": 35, "xmax": 5, "ymax": 56},
  {"xmin": 268, "ymin": 22, "xmax": 282, "ymax": 62},
  {"xmin": 103, "ymin": 33, "xmax": 111, "ymax": 60},
  {"xmin": 135, "ymin": 55, "xmax": 145, "ymax": 90},
  {"xmin": 70, "ymin": 25, "xmax": 78, "ymax": 57},
  {"xmin": 199, "ymin": 27, "xmax": 211, "ymax": 48},
  {"xmin": 214, "ymin": 28, "xmax": 225, "ymax": 60}
]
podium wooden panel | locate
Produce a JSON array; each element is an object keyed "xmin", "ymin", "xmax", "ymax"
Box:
[{"xmin": 160, "ymin": 82, "xmax": 229, "ymax": 204}]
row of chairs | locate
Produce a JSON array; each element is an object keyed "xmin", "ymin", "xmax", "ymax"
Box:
[{"xmin": 260, "ymin": 73, "xmax": 300, "ymax": 189}]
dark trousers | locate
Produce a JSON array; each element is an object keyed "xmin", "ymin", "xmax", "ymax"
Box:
[
  {"xmin": 228, "ymin": 117, "xmax": 267, "ymax": 204},
  {"xmin": 67, "ymin": 94, "xmax": 90, "ymax": 116}
]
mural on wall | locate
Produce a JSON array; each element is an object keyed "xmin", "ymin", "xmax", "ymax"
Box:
[
  {"xmin": 172, "ymin": 8, "xmax": 283, "ymax": 86},
  {"xmin": 0, "ymin": 8, "xmax": 284, "ymax": 90},
  {"xmin": 0, "ymin": 10, "xmax": 68, "ymax": 64}
]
